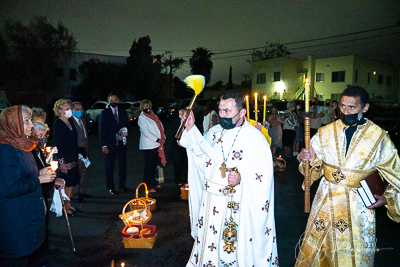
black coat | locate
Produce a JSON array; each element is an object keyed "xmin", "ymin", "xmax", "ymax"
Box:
[
  {"xmin": 0, "ymin": 144, "xmax": 45, "ymax": 258},
  {"xmin": 53, "ymin": 118, "xmax": 80, "ymax": 187},
  {"xmin": 99, "ymin": 107, "xmax": 129, "ymax": 149}
]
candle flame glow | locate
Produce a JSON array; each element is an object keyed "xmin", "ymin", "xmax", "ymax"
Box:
[
  {"xmin": 263, "ymin": 95, "xmax": 267, "ymax": 100},
  {"xmin": 50, "ymin": 161, "xmax": 58, "ymax": 171},
  {"xmin": 245, "ymin": 95, "xmax": 249, "ymax": 100},
  {"xmin": 305, "ymin": 78, "xmax": 310, "ymax": 85},
  {"xmin": 121, "ymin": 263, "xmax": 125, "ymax": 267}
]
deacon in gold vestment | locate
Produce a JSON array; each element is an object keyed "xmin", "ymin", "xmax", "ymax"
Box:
[{"xmin": 296, "ymin": 86, "xmax": 400, "ymax": 267}]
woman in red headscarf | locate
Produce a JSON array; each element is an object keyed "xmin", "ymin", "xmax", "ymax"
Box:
[{"xmin": 0, "ymin": 105, "xmax": 56, "ymax": 267}]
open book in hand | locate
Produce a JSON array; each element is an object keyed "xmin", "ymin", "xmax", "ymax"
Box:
[{"xmin": 357, "ymin": 171, "xmax": 385, "ymax": 207}]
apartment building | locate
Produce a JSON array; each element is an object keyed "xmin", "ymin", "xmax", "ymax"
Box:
[{"xmin": 251, "ymin": 55, "xmax": 400, "ymax": 102}]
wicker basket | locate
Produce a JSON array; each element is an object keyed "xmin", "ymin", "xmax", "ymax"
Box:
[
  {"xmin": 273, "ymin": 156, "xmax": 286, "ymax": 172},
  {"xmin": 122, "ymin": 224, "xmax": 157, "ymax": 249},
  {"xmin": 129, "ymin": 183, "xmax": 156, "ymax": 212},
  {"xmin": 180, "ymin": 187, "xmax": 189, "ymax": 200},
  {"xmin": 119, "ymin": 199, "xmax": 152, "ymax": 226}
]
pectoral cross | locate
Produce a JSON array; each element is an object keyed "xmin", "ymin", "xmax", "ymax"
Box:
[{"xmin": 219, "ymin": 162, "xmax": 227, "ymax": 178}]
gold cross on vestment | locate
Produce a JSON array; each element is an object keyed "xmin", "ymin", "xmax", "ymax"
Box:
[{"xmin": 220, "ymin": 162, "xmax": 227, "ymax": 178}]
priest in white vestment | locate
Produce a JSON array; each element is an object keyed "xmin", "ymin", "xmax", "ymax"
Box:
[{"xmin": 180, "ymin": 92, "xmax": 278, "ymax": 267}]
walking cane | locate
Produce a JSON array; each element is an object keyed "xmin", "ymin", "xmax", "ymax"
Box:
[{"xmin": 56, "ymin": 185, "xmax": 76, "ymax": 252}]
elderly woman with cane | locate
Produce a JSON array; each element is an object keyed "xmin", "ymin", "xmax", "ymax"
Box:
[
  {"xmin": 0, "ymin": 105, "xmax": 56, "ymax": 267},
  {"xmin": 138, "ymin": 99, "xmax": 166, "ymax": 193}
]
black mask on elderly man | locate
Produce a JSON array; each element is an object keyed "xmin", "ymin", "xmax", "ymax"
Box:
[{"xmin": 110, "ymin": 102, "xmax": 118, "ymax": 108}]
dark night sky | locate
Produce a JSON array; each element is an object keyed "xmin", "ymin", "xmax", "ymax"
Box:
[{"xmin": 1, "ymin": 0, "xmax": 399, "ymax": 84}]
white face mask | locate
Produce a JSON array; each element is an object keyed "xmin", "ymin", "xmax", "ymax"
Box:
[{"xmin": 64, "ymin": 109, "xmax": 72, "ymax": 118}]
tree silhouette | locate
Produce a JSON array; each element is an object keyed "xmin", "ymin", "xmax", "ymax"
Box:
[
  {"xmin": 189, "ymin": 47, "xmax": 214, "ymax": 84},
  {"xmin": 2, "ymin": 16, "xmax": 77, "ymax": 106},
  {"xmin": 247, "ymin": 42, "xmax": 290, "ymax": 63}
]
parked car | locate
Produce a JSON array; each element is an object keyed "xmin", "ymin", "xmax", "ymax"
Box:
[
  {"xmin": 86, "ymin": 101, "xmax": 109, "ymax": 122},
  {"xmin": 373, "ymin": 107, "xmax": 400, "ymax": 149},
  {"xmin": 157, "ymin": 98, "xmax": 208, "ymax": 122},
  {"xmin": 121, "ymin": 101, "xmax": 141, "ymax": 121}
]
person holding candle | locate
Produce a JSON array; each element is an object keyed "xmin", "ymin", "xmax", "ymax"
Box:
[
  {"xmin": 267, "ymin": 106, "xmax": 283, "ymax": 157},
  {"xmin": 295, "ymin": 86, "xmax": 400, "ymax": 266},
  {"xmin": 0, "ymin": 105, "xmax": 49, "ymax": 266},
  {"xmin": 53, "ymin": 99, "xmax": 80, "ymax": 216},
  {"xmin": 32, "ymin": 121, "xmax": 64, "ymax": 257}
]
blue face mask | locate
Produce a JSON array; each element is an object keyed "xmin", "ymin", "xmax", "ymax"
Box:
[{"xmin": 73, "ymin": 110, "xmax": 82, "ymax": 118}]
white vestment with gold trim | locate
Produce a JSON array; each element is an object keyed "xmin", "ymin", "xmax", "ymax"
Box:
[{"xmin": 180, "ymin": 120, "xmax": 278, "ymax": 267}]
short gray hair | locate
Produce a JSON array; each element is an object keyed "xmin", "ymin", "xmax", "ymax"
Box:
[
  {"xmin": 287, "ymin": 101, "xmax": 295, "ymax": 109},
  {"xmin": 33, "ymin": 122, "xmax": 49, "ymax": 132}
]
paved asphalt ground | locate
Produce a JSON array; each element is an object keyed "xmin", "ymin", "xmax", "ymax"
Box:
[{"xmin": 43, "ymin": 120, "xmax": 400, "ymax": 267}]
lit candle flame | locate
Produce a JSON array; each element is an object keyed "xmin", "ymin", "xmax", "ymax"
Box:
[
  {"xmin": 121, "ymin": 263, "xmax": 125, "ymax": 267},
  {"xmin": 50, "ymin": 161, "xmax": 58, "ymax": 171}
]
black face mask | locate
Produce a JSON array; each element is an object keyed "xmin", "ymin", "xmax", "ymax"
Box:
[
  {"xmin": 143, "ymin": 108, "xmax": 151, "ymax": 114},
  {"xmin": 311, "ymin": 102, "xmax": 317, "ymax": 106},
  {"xmin": 340, "ymin": 113, "xmax": 362, "ymax": 125},
  {"xmin": 220, "ymin": 111, "xmax": 240, "ymax": 129},
  {"xmin": 110, "ymin": 102, "xmax": 118, "ymax": 108},
  {"xmin": 325, "ymin": 103, "xmax": 330, "ymax": 107},
  {"xmin": 37, "ymin": 138, "xmax": 47, "ymax": 148}
]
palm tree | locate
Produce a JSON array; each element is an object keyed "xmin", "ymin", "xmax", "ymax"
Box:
[{"xmin": 189, "ymin": 47, "xmax": 214, "ymax": 84}]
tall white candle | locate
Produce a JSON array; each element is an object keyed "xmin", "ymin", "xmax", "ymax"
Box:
[
  {"xmin": 305, "ymin": 79, "xmax": 310, "ymax": 112},
  {"xmin": 254, "ymin": 92, "xmax": 258, "ymax": 122}
]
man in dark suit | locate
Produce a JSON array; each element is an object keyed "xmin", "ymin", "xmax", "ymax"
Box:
[
  {"xmin": 99, "ymin": 92, "xmax": 130, "ymax": 194},
  {"xmin": 71, "ymin": 101, "xmax": 91, "ymax": 201}
]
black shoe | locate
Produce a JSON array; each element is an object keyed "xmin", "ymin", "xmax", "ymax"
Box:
[
  {"xmin": 119, "ymin": 186, "xmax": 129, "ymax": 192},
  {"xmin": 81, "ymin": 193, "xmax": 92, "ymax": 198},
  {"xmin": 108, "ymin": 189, "xmax": 117, "ymax": 195}
]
